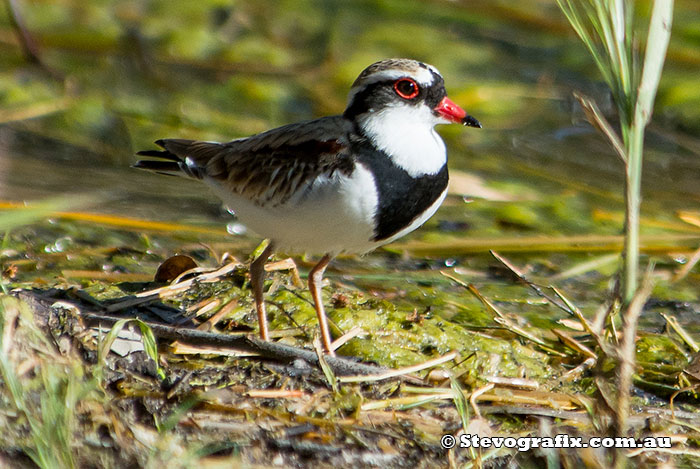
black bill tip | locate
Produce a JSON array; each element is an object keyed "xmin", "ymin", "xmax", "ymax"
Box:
[{"xmin": 462, "ymin": 115, "xmax": 482, "ymax": 128}]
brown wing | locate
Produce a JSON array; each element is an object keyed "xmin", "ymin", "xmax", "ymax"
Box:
[{"xmin": 135, "ymin": 116, "xmax": 356, "ymax": 206}]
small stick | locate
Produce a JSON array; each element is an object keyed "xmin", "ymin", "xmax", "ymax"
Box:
[
  {"xmin": 661, "ymin": 312, "xmax": 699, "ymax": 353},
  {"xmin": 330, "ymin": 326, "xmax": 366, "ymax": 351},
  {"xmin": 338, "ymin": 351, "xmax": 458, "ymax": 383},
  {"xmin": 559, "ymin": 357, "xmax": 596, "ymax": 382},
  {"xmin": 481, "ymin": 376, "xmax": 539, "ymax": 390},
  {"xmin": 265, "ymin": 258, "xmax": 304, "ymax": 288},
  {"xmin": 104, "ymin": 261, "xmax": 242, "ymax": 312},
  {"xmin": 470, "ymin": 383, "xmax": 495, "ymax": 418},
  {"xmin": 490, "ymin": 251, "xmax": 576, "ymax": 317},
  {"xmin": 246, "ymin": 389, "xmax": 306, "ymax": 398},
  {"xmin": 552, "ymin": 329, "xmax": 597, "ymax": 359},
  {"xmin": 196, "ymin": 299, "xmax": 238, "ymax": 332},
  {"xmin": 450, "ymin": 276, "xmax": 548, "ymax": 347},
  {"xmin": 189, "ymin": 298, "xmax": 221, "ymax": 317},
  {"xmin": 17, "ymin": 289, "xmax": 390, "ymax": 377}
]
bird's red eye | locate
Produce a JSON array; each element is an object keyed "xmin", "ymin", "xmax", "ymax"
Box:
[{"xmin": 393, "ymin": 78, "xmax": 419, "ymax": 99}]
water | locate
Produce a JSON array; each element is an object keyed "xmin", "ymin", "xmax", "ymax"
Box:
[{"xmin": 0, "ymin": 0, "xmax": 698, "ymax": 335}]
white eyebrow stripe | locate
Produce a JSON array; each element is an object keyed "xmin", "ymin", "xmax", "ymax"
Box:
[
  {"xmin": 361, "ymin": 67, "xmax": 435, "ymax": 87},
  {"xmin": 346, "ymin": 66, "xmax": 438, "ymax": 105}
]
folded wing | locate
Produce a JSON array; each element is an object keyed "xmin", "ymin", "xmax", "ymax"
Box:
[{"xmin": 135, "ymin": 116, "xmax": 355, "ymax": 206}]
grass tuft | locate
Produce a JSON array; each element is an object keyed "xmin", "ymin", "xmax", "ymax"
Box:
[{"xmin": 555, "ymin": 0, "xmax": 674, "ymax": 301}]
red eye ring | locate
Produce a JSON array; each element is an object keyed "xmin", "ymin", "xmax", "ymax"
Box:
[{"xmin": 393, "ymin": 78, "xmax": 419, "ymax": 99}]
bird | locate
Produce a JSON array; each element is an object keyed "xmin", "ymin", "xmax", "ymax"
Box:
[{"xmin": 135, "ymin": 58, "xmax": 481, "ymax": 355}]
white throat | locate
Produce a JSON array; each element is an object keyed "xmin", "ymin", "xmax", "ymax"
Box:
[{"xmin": 358, "ymin": 105, "xmax": 447, "ymax": 177}]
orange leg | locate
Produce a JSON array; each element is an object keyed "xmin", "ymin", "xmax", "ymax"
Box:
[
  {"xmin": 249, "ymin": 243, "xmax": 275, "ymax": 341},
  {"xmin": 308, "ymin": 254, "xmax": 334, "ymax": 355}
]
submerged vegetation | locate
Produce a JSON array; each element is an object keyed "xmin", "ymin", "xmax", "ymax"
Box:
[{"xmin": 0, "ymin": 0, "xmax": 699, "ymax": 468}]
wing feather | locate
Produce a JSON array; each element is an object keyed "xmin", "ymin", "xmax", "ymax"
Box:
[{"xmin": 135, "ymin": 116, "xmax": 356, "ymax": 206}]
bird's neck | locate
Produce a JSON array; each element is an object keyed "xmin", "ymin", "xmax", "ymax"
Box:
[{"xmin": 354, "ymin": 107, "xmax": 447, "ymax": 177}]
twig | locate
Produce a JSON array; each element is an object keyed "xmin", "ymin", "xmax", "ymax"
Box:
[
  {"xmin": 338, "ymin": 351, "xmax": 458, "ymax": 383},
  {"xmin": 330, "ymin": 326, "xmax": 366, "ymax": 351},
  {"xmin": 15, "ymin": 289, "xmax": 390, "ymax": 377},
  {"xmin": 470, "ymin": 383, "xmax": 495, "ymax": 419},
  {"xmin": 481, "ymin": 376, "xmax": 539, "ymax": 390},
  {"xmin": 104, "ymin": 261, "xmax": 242, "ymax": 312},
  {"xmin": 246, "ymin": 389, "xmax": 306, "ymax": 398},
  {"xmin": 489, "ymin": 251, "xmax": 576, "ymax": 317},
  {"xmin": 445, "ymin": 275, "xmax": 548, "ymax": 348},
  {"xmin": 552, "ymin": 329, "xmax": 597, "ymax": 359},
  {"xmin": 660, "ymin": 312, "xmax": 699, "ymax": 353},
  {"xmin": 195, "ymin": 299, "xmax": 238, "ymax": 332},
  {"xmin": 559, "ymin": 357, "xmax": 596, "ymax": 382}
]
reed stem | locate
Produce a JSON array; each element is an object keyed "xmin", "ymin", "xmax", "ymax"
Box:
[{"xmin": 556, "ymin": 0, "xmax": 673, "ymax": 302}]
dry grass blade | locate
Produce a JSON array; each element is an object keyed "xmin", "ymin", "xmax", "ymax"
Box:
[
  {"xmin": 314, "ymin": 336, "xmax": 339, "ymax": 393},
  {"xmin": 443, "ymin": 274, "xmax": 548, "ymax": 348},
  {"xmin": 195, "ymin": 299, "xmax": 237, "ymax": 331},
  {"xmin": 481, "ymin": 376, "xmax": 539, "ymax": 390},
  {"xmin": 573, "ymin": 91, "xmax": 627, "ymax": 163},
  {"xmin": 660, "ymin": 312, "xmax": 699, "ymax": 353},
  {"xmin": 0, "ymin": 200, "xmax": 227, "ymax": 236},
  {"xmin": 246, "ymin": 389, "xmax": 306, "ymax": 398},
  {"xmin": 104, "ymin": 261, "xmax": 242, "ymax": 312},
  {"xmin": 559, "ymin": 357, "xmax": 596, "ymax": 382},
  {"xmin": 0, "ymin": 196, "xmax": 101, "ymax": 232},
  {"xmin": 330, "ymin": 326, "xmax": 366, "ymax": 351},
  {"xmin": 593, "ymin": 209, "xmax": 700, "ymax": 233},
  {"xmin": 169, "ymin": 342, "xmax": 258, "ymax": 357},
  {"xmin": 470, "ymin": 383, "xmax": 495, "ymax": 419},
  {"xmin": 550, "ymin": 253, "xmax": 619, "ymax": 282},
  {"xmin": 360, "ymin": 393, "xmax": 453, "ymax": 411},
  {"xmin": 61, "ymin": 270, "xmax": 153, "ymax": 282},
  {"xmin": 552, "ymin": 329, "xmax": 597, "ymax": 359},
  {"xmin": 189, "ymin": 298, "xmax": 221, "ymax": 318},
  {"xmin": 338, "ymin": 351, "xmax": 458, "ymax": 383},
  {"xmin": 97, "ymin": 318, "xmax": 165, "ymax": 380},
  {"xmin": 490, "ymin": 251, "xmax": 576, "ymax": 317},
  {"xmin": 678, "ymin": 210, "xmax": 700, "ymax": 229}
]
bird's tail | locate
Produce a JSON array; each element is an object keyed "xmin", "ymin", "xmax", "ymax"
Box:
[{"xmin": 134, "ymin": 139, "xmax": 206, "ymax": 179}]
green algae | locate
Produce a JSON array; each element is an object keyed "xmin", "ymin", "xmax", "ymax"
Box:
[{"xmin": 0, "ymin": 0, "xmax": 699, "ymax": 466}]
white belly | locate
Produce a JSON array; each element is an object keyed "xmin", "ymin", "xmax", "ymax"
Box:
[{"xmin": 209, "ymin": 163, "xmax": 380, "ymax": 255}]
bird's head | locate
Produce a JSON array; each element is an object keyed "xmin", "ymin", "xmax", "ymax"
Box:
[{"xmin": 344, "ymin": 58, "xmax": 481, "ymax": 129}]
